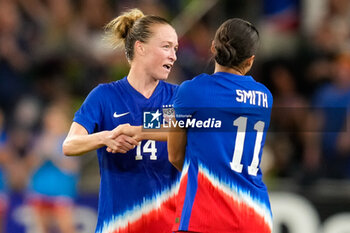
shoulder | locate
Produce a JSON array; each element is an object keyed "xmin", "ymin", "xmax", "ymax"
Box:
[
  {"xmin": 162, "ymin": 81, "xmax": 178, "ymax": 89},
  {"xmin": 178, "ymin": 73, "xmax": 210, "ymax": 90},
  {"xmin": 83, "ymin": 81, "xmax": 123, "ymax": 106},
  {"xmin": 252, "ymin": 78, "xmax": 273, "ymax": 99},
  {"xmin": 91, "ymin": 82, "xmax": 116, "ymax": 92},
  {"xmin": 157, "ymin": 81, "xmax": 179, "ymax": 100},
  {"xmin": 173, "ymin": 74, "xmax": 209, "ymax": 106},
  {"xmin": 161, "ymin": 81, "xmax": 178, "ymax": 92},
  {"xmin": 93, "ymin": 78, "xmax": 129, "ymax": 94},
  {"xmin": 240, "ymin": 77, "xmax": 273, "ymax": 108},
  {"xmin": 189, "ymin": 73, "xmax": 211, "ymax": 84},
  {"xmin": 87, "ymin": 82, "xmax": 114, "ymax": 98}
]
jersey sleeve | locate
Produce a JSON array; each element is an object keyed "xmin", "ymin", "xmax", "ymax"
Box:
[
  {"xmin": 73, "ymin": 85, "xmax": 105, "ymax": 134},
  {"xmin": 173, "ymin": 80, "xmax": 197, "ymax": 121}
]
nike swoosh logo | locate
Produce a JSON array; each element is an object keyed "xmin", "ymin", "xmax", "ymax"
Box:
[{"xmin": 113, "ymin": 112, "xmax": 130, "ymax": 118}]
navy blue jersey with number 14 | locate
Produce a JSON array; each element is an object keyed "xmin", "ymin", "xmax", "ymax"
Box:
[{"xmin": 74, "ymin": 77, "xmax": 180, "ymax": 233}]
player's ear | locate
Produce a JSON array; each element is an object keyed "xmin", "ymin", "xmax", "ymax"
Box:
[
  {"xmin": 243, "ymin": 55, "xmax": 255, "ymax": 73},
  {"xmin": 135, "ymin": 40, "xmax": 146, "ymax": 56},
  {"xmin": 246, "ymin": 55, "xmax": 255, "ymax": 67},
  {"xmin": 210, "ymin": 41, "xmax": 216, "ymax": 54}
]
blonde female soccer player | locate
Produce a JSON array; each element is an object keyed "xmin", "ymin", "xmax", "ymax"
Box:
[{"xmin": 63, "ymin": 9, "xmax": 179, "ymax": 233}]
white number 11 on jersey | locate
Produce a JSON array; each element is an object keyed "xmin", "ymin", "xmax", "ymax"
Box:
[{"xmin": 230, "ymin": 116, "xmax": 265, "ymax": 176}]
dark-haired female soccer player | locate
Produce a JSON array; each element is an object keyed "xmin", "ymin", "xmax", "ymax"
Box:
[
  {"xmin": 63, "ymin": 9, "xmax": 179, "ymax": 233},
  {"xmin": 168, "ymin": 18, "xmax": 273, "ymax": 233}
]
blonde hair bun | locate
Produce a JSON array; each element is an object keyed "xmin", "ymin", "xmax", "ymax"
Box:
[{"xmin": 104, "ymin": 8, "xmax": 145, "ymax": 49}]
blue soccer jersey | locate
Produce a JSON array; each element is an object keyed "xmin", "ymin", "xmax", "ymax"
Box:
[
  {"xmin": 173, "ymin": 72, "xmax": 273, "ymax": 233},
  {"xmin": 74, "ymin": 77, "xmax": 180, "ymax": 233}
]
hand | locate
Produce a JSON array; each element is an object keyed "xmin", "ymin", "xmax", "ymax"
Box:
[
  {"xmin": 106, "ymin": 134, "xmax": 139, "ymax": 154},
  {"xmin": 105, "ymin": 124, "xmax": 140, "ymax": 153},
  {"xmin": 116, "ymin": 124, "xmax": 142, "ymax": 141}
]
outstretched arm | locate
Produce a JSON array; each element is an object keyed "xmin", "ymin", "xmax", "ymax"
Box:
[
  {"xmin": 106, "ymin": 125, "xmax": 169, "ymax": 153},
  {"xmin": 120, "ymin": 125, "xmax": 169, "ymax": 141},
  {"xmin": 62, "ymin": 122, "xmax": 138, "ymax": 156}
]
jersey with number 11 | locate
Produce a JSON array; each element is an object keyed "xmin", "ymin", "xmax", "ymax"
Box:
[{"xmin": 173, "ymin": 72, "xmax": 273, "ymax": 233}]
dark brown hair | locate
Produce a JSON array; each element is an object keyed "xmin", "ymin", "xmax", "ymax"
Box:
[
  {"xmin": 213, "ymin": 18, "xmax": 259, "ymax": 68},
  {"xmin": 104, "ymin": 8, "xmax": 171, "ymax": 61}
]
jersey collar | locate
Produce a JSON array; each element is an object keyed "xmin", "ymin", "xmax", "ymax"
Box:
[
  {"xmin": 213, "ymin": 72, "xmax": 254, "ymax": 82},
  {"xmin": 121, "ymin": 76, "xmax": 163, "ymax": 101}
]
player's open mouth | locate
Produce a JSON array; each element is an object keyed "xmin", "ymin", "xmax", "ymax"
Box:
[{"xmin": 163, "ymin": 64, "xmax": 172, "ymax": 71}]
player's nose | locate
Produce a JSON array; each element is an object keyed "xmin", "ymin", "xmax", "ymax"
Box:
[{"xmin": 169, "ymin": 49, "xmax": 177, "ymax": 62}]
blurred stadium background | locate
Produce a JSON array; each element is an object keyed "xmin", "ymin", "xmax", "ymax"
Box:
[{"xmin": 0, "ymin": 0, "xmax": 350, "ymax": 232}]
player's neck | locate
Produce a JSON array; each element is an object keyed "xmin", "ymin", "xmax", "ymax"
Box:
[
  {"xmin": 214, "ymin": 63, "xmax": 247, "ymax": 76},
  {"xmin": 127, "ymin": 68, "xmax": 159, "ymax": 99}
]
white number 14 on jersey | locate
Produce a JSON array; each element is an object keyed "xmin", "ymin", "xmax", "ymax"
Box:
[{"xmin": 135, "ymin": 140, "xmax": 157, "ymax": 160}]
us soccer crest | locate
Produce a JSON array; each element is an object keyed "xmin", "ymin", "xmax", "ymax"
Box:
[{"xmin": 162, "ymin": 105, "xmax": 175, "ymax": 124}]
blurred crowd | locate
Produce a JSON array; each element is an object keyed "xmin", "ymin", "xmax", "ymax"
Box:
[{"xmin": 0, "ymin": 0, "xmax": 350, "ymax": 231}]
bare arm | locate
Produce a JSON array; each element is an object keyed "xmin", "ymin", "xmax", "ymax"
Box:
[
  {"xmin": 62, "ymin": 122, "xmax": 138, "ymax": 156},
  {"xmin": 125, "ymin": 125, "xmax": 168, "ymax": 141},
  {"xmin": 168, "ymin": 127, "xmax": 187, "ymax": 171},
  {"xmin": 138, "ymin": 130, "xmax": 168, "ymax": 141}
]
